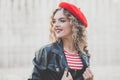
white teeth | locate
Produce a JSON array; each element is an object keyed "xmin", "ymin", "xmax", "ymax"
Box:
[
  {"xmin": 57, "ymin": 30, "xmax": 61, "ymax": 33},
  {"xmin": 56, "ymin": 29, "xmax": 62, "ymax": 33}
]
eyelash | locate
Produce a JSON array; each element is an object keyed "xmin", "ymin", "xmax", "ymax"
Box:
[
  {"xmin": 52, "ymin": 20, "xmax": 66, "ymax": 24},
  {"xmin": 52, "ymin": 21, "xmax": 56, "ymax": 24},
  {"xmin": 60, "ymin": 20, "xmax": 66, "ymax": 22}
]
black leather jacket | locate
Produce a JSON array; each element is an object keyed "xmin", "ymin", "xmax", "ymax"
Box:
[{"xmin": 28, "ymin": 41, "xmax": 89, "ymax": 80}]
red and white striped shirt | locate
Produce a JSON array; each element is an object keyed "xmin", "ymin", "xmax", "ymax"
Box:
[{"xmin": 64, "ymin": 49, "xmax": 83, "ymax": 70}]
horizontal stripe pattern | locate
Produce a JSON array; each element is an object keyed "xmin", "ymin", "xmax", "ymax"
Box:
[{"xmin": 64, "ymin": 49, "xmax": 83, "ymax": 70}]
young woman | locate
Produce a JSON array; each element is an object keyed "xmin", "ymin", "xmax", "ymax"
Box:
[{"xmin": 29, "ymin": 2, "xmax": 93, "ymax": 80}]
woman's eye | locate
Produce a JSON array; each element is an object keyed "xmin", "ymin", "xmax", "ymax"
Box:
[
  {"xmin": 52, "ymin": 19, "xmax": 66, "ymax": 24},
  {"xmin": 60, "ymin": 20, "xmax": 66, "ymax": 23},
  {"xmin": 52, "ymin": 20, "xmax": 56, "ymax": 24}
]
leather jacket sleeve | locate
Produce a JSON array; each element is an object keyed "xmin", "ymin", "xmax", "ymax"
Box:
[{"xmin": 28, "ymin": 47, "xmax": 48, "ymax": 80}]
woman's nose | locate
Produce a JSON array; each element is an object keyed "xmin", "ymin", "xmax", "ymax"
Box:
[{"xmin": 54, "ymin": 21, "xmax": 60, "ymax": 27}]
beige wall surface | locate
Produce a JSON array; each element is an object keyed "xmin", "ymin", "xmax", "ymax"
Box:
[{"xmin": 0, "ymin": 0, "xmax": 120, "ymax": 80}]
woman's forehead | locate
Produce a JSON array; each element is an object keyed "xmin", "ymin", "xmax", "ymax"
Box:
[{"xmin": 53, "ymin": 10, "xmax": 67, "ymax": 20}]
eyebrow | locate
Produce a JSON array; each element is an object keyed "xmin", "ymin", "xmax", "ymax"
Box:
[{"xmin": 53, "ymin": 17, "xmax": 67, "ymax": 20}]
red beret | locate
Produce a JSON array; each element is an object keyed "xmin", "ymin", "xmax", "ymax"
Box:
[{"xmin": 59, "ymin": 2, "xmax": 88, "ymax": 28}]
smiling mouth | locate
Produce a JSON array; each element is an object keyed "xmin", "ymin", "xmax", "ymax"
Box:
[{"xmin": 55, "ymin": 29, "xmax": 62, "ymax": 33}]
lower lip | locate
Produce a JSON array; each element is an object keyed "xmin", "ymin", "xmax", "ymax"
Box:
[{"xmin": 56, "ymin": 30, "xmax": 62, "ymax": 33}]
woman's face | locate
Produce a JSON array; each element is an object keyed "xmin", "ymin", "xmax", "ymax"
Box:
[{"xmin": 52, "ymin": 9, "xmax": 72, "ymax": 39}]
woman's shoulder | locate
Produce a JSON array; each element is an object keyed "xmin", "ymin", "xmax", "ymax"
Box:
[
  {"xmin": 37, "ymin": 42, "xmax": 58, "ymax": 52},
  {"xmin": 35, "ymin": 41, "xmax": 62, "ymax": 58},
  {"xmin": 34, "ymin": 43, "xmax": 55, "ymax": 60}
]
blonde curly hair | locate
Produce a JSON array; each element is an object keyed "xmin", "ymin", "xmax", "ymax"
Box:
[{"xmin": 49, "ymin": 8, "xmax": 90, "ymax": 57}]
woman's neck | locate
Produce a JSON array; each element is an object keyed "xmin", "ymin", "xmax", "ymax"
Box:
[{"xmin": 62, "ymin": 38, "xmax": 76, "ymax": 53}]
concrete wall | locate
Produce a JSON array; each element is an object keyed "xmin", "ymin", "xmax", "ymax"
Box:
[{"xmin": 0, "ymin": 0, "xmax": 120, "ymax": 80}]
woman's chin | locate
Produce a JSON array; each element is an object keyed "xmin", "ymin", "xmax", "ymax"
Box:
[{"xmin": 56, "ymin": 35, "xmax": 62, "ymax": 39}]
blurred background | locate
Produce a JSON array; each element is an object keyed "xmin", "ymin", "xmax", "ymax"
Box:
[{"xmin": 0, "ymin": 0, "xmax": 120, "ymax": 80}]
